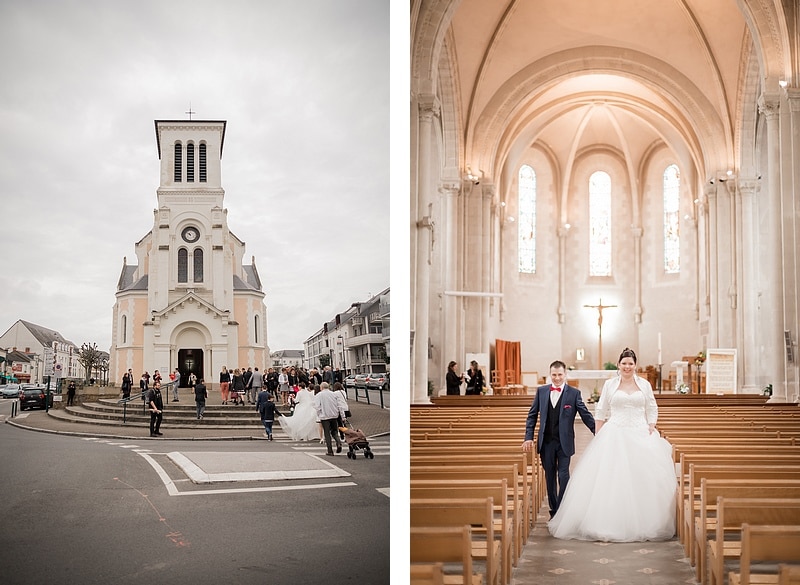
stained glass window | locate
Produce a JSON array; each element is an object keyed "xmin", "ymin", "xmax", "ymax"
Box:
[
  {"xmin": 178, "ymin": 248, "xmax": 188, "ymax": 283},
  {"xmin": 518, "ymin": 165, "xmax": 536, "ymax": 273},
  {"xmin": 589, "ymin": 171, "xmax": 612, "ymax": 276},
  {"xmin": 193, "ymin": 248, "xmax": 203, "ymax": 282},
  {"xmin": 663, "ymin": 164, "xmax": 680, "ymax": 273}
]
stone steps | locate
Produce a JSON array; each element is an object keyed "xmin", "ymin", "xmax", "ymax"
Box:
[{"xmin": 50, "ymin": 398, "xmax": 293, "ymax": 429}]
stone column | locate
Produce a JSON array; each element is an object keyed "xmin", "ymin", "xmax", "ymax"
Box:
[
  {"xmin": 441, "ymin": 181, "xmax": 460, "ymax": 381},
  {"xmin": 557, "ymin": 225, "xmax": 569, "ymax": 324},
  {"xmin": 757, "ymin": 93, "xmax": 787, "ymax": 399},
  {"xmin": 631, "ymin": 226, "xmax": 643, "ymax": 323},
  {"xmin": 738, "ymin": 178, "xmax": 760, "ymax": 392},
  {"xmin": 480, "ymin": 184, "xmax": 493, "ymax": 356},
  {"xmin": 705, "ymin": 182, "xmax": 719, "ymax": 347},
  {"xmin": 412, "ymin": 96, "xmax": 439, "ymax": 403},
  {"xmin": 785, "ymin": 88, "xmax": 800, "ymax": 401}
]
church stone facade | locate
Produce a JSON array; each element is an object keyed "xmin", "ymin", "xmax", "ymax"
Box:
[{"xmin": 110, "ymin": 120, "xmax": 269, "ymax": 387}]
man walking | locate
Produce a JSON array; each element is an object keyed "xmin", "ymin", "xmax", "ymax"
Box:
[
  {"xmin": 147, "ymin": 381, "xmax": 164, "ymax": 437},
  {"xmin": 314, "ymin": 382, "xmax": 345, "ymax": 456},
  {"xmin": 522, "ymin": 360, "xmax": 595, "ymax": 518},
  {"xmin": 249, "ymin": 367, "xmax": 263, "ymax": 405}
]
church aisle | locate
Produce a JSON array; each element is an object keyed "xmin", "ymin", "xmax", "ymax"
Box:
[
  {"xmin": 511, "ymin": 414, "xmax": 697, "ymax": 584},
  {"xmin": 511, "ymin": 510, "xmax": 696, "ymax": 585}
]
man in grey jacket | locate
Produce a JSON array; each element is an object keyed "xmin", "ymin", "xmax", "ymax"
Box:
[{"xmin": 314, "ymin": 382, "xmax": 345, "ymax": 456}]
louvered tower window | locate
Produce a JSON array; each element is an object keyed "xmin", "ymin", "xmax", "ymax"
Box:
[
  {"xmin": 199, "ymin": 143, "xmax": 207, "ymax": 182},
  {"xmin": 174, "ymin": 142, "xmax": 182, "ymax": 182},
  {"xmin": 186, "ymin": 142, "xmax": 194, "ymax": 182}
]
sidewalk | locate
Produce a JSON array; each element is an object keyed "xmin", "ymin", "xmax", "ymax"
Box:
[{"xmin": 3, "ymin": 396, "xmax": 390, "ymax": 441}]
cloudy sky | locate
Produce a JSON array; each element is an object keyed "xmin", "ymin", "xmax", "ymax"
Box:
[{"xmin": 0, "ymin": 0, "xmax": 390, "ymax": 352}]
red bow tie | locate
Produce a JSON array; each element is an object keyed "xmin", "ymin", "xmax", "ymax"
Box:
[{"xmin": 551, "ymin": 386, "xmax": 562, "ymax": 392}]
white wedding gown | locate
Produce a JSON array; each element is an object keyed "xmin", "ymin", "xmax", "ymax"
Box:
[
  {"xmin": 278, "ymin": 389, "xmax": 319, "ymax": 441},
  {"xmin": 548, "ymin": 389, "xmax": 676, "ymax": 542}
]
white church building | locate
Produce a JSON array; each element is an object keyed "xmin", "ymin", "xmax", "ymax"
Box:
[{"xmin": 110, "ymin": 120, "xmax": 269, "ymax": 387}]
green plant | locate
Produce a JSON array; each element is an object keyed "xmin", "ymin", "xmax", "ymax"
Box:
[
  {"xmin": 427, "ymin": 380, "xmax": 434, "ymax": 396},
  {"xmin": 603, "ymin": 361, "xmax": 618, "ymax": 370}
]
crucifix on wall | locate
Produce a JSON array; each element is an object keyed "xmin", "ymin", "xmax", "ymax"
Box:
[{"xmin": 584, "ymin": 298, "xmax": 618, "ymax": 369}]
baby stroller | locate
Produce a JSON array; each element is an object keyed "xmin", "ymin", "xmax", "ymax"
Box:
[{"xmin": 339, "ymin": 426, "xmax": 374, "ymax": 459}]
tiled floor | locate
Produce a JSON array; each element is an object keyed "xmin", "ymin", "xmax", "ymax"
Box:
[{"xmin": 511, "ymin": 419, "xmax": 698, "ymax": 584}]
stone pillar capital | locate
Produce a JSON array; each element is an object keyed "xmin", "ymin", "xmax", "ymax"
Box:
[
  {"xmin": 418, "ymin": 94, "xmax": 440, "ymax": 122},
  {"xmin": 757, "ymin": 92, "xmax": 781, "ymax": 119}
]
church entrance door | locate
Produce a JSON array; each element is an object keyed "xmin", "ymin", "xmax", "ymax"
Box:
[{"xmin": 178, "ymin": 348, "xmax": 204, "ymax": 388}]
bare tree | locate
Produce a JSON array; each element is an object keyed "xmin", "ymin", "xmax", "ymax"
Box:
[{"xmin": 77, "ymin": 342, "xmax": 104, "ymax": 383}]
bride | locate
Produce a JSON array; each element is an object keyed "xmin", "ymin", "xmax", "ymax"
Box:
[
  {"xmin": 278, "ymin": 384, "xmax": 319, "ymax": 441},
  {"xmin": 548, "ymin": 347, "xmax": 676, "ymax": 542}
]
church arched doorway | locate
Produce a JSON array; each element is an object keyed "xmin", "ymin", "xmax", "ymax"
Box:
[{"xmin": 177, "ymin": 348, "xmax": 203, "ymax": 388}]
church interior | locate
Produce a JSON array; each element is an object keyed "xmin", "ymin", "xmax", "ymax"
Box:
[
  {"xmin": 410, "ymin": 1, "xmax": 800, "ymax": 583},
  {"xmin": 410, "ymin": 0, "xmax": 800, "ymax": 404}
]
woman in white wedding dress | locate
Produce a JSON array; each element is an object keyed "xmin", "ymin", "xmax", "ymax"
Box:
[
  {"xmin": 278, "ymin": 384, "xmax": 319, "ymax": 441},
  {"xmin": 548, "ymin": 347, "xmax": 676, "ymax": 542}
]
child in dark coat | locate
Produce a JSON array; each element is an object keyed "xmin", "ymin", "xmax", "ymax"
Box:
[{"xmin": 256, "ymin": 389, "xmax": 278, "ymax": 440}]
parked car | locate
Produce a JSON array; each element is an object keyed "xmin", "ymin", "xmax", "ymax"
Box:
[
  {"xmin": 0, "ymin": 384, "xmax": 21, "ymax": 399},
  {"xmin": 366, "ymin": 373, "xmax": 389, "ymax": 391},
  {"xmin": 343, "ymin": 375, "xmax": 357, "ymax": 389},
  {"xmin": 19, "ymin": 386, "xmax": 53, "ymax": 410},
  {"xmin": 354, "ymin": 373, "xmax": 370, "ymax": 389}
]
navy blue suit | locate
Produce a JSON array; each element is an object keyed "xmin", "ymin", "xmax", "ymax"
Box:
[{"xmin": 524, "ymin": 383, "xmax": 595, "ymax": 516}]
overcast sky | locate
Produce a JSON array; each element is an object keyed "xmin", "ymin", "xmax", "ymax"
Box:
[{"xmin": 0, "ymin": 0, "xmax": 389, "ymax": 352}]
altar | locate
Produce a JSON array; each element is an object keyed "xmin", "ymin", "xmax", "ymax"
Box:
[{"xmin": 563, "ymin": 369, "xmax": 618, "ymax": 384}]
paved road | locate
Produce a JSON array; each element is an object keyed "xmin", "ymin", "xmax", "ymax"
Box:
[{"xmin": 0, "ymin": 415, "xmax": 389, "ymax": 585}]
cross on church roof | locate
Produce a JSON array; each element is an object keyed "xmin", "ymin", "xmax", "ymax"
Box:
[{"xmin": 185, "ymin": 103, "xmax": 196, "ymax": 120}]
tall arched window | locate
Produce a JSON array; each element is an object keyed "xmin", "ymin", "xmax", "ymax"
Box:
[
  {"xmin": 254, "ymin": 314, "xmax": 260, "ymax": 344},
  {"xmin": 663, "ymin": 164, "xmax": 681, "ymax": 274},
  {"xmin": 589, "ymin": 171, "xmax": 612, "ymax": 276},
  {"xmin": 121, "ymin": 315, "xmax": 127, "ymax": 344},
  {"xmin": 193, "ymin": 248, "xmax": 203, "ymax": 282},
  {"xmin": 199, "ymin": 143, "xmax": 207, "ymax": 182},
  {"xmin": 518, "ymin": 165, "xmax": 537, "ymax": 274},
  {"xmin": 174, "ymin": 142, "xmax": 182, "ymax": 182},
  {"xmin": 178, "ymin": 248, "xmax": 188, "ymax": 283},
  {"xmin": 186, "ymin": 142, "xmax": 195, "ymax": 182}
]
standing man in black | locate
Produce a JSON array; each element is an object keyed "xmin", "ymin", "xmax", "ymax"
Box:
[
  {"xmin": 522, "ymin": 360, "xmax": 595, "ymax": 518},
  {"xmin": 147, "ymin": 381, "xmax": 164, "ymax": 437}
]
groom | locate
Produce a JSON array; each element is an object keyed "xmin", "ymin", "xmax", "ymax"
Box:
[{"xmin": 522, "ymin": 360, "xmax": 595, "ymax": 518}]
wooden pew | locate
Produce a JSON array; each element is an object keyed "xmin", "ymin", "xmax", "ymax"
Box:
[
  {"xmin": 690, "ymin": 478, "xmax": 800, "ymax": 579},
  {"xmin": 778, "ymin": 564, "xmax": 800, "ymax": 585},
  {"xmin": 728, "ymin": 524, "xmax": 800, "ymax": 585},
  {"xmin": 410, "ymin": 465, "xmax": 524, "ymax": 560},
  {"xmin": 706, "ymin": 498, "xmax": 800, "ymax": 585},
  {"xmin": 410, "ymin": 498, "xmax": 501, "ymax": 585},
  {"xmin": 410, "ymin": 526, "xmax": 481, "ymax": 585},
  {"xmin": 411, "ymin": 563, "xmax": 445, "ymax": 585},
  {"xmin": 683, "ymin": 469, "xmax": 800, "ymax": 556},
  {"xmin": 410, "ymin": 453, "xmax": 534, "ymax": 538},
  {"xmin": 411, "ymin": 480, "xmax": 515, "ymax": 584}
]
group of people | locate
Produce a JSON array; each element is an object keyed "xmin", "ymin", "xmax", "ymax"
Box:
[
  {"xmin": 276, "ymin": 381, "xmax": 350, "ymax": 455},
  {"xmin": 445, "ymin": 360, "xmax": 485, "ymax": 395},
  {"xmin": 523, "ymin": 348, "xmax": 676, "ymax": 542}
]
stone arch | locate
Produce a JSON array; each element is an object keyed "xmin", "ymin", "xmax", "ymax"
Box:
[{"xmin": 470, "ymin": 47, "xmax": 730, "ymax": 183}]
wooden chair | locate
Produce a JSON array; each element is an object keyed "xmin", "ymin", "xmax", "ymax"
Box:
[{"xmin": 491, "ymin": 370, "xmax": 508, "ymax": 395}]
